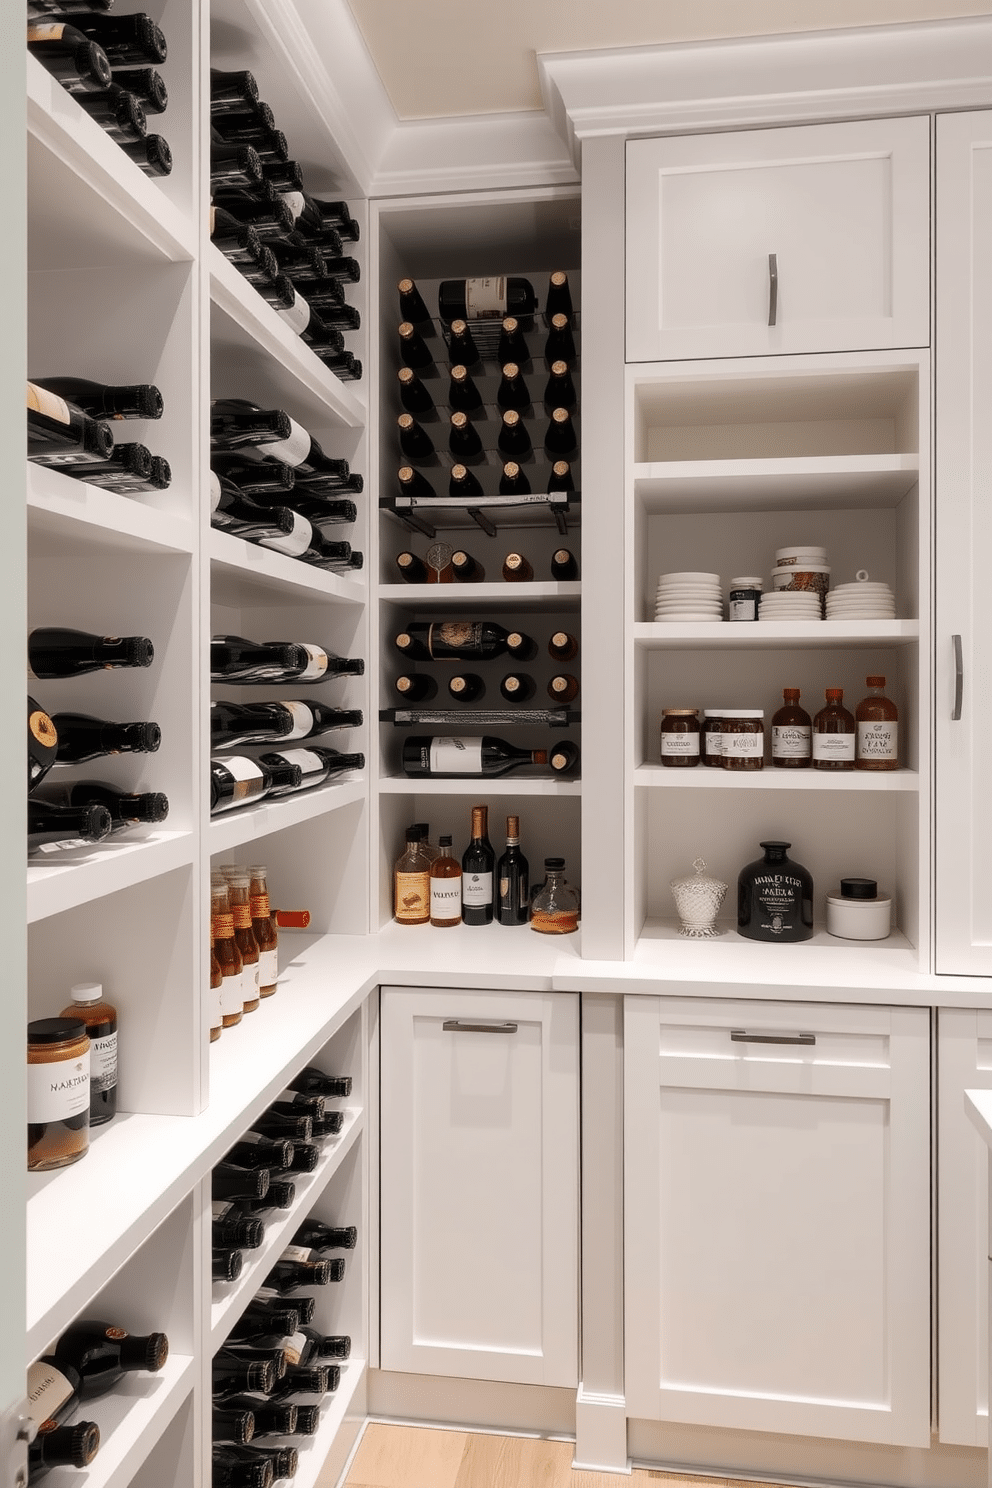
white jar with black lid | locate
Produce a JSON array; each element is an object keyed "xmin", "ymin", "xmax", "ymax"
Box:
[{"xmin": 826, "ymin": 878, "xmax": 892, "ymax": 940}]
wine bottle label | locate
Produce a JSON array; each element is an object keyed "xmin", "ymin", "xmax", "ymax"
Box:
[
  {"xmin": 281, "ymin": 701, "xmax": 315, "ymax": 740},
  {"xmin": 89, "ymin": 1030, "xmax": 117, "ymax": 1092},
  {"xmin": 395, "ymin": 870, "xmax": 429, "ymax": 922},
  {"xmin": 282, "ymin": 1244, "xmax": 312, "ymax": 1263},
  {"xmin": 277, "ymin": 292, "xmax": 311, "ymax": 336},
  {"xmin": 660, "ymin": 733, "xmax": 700, "ymax": 757},
  {"xmin": 259, "ymin": 513, "xmax": 313, "ymax": 558},
  {"xmin": 27, "ymin": 22, "xmax": 67, "ymax": 41},
  {"xmin": 209, "ymin": 470, "xmax": 222, "ymax": 512},
  {"xmin": 280, "ymin": 1331, "xmax": 308, "ymax": 1367},
  {"xmin": 297, "ymin": 644, "xmax": 328, "ymax": 681},
  {"xmin": 216, "ymin": 757, "xmax": 265, "ymax": 808},
  {"xmin": 428, "ymin": 621, "xmax": 483, "ymax": 659},
  {"xmin": 429, "ymin": 737, "xmax": 483, "ymax": 774},
  {"xmin": 430, "ymin": 879, "xmax": 462, "ymax": 917},
  {"xmin": 27, "ymin": 1049, "xmax": 90, "ymax": 1125},
  {"xmin": 812, "ymin": 731, "xmax": 855, "ymax": 760},
  {"xmin": 772, "ymin": 725, "xmax": 811, "ymax": 758},
  {"xmin": 262, "ymin": 419, "xmax": 311, "ymax": 468},
  {"xmin": 857, "ymin": 721, "xmax": 898, "ymax": 760},
  {"xmin": 27, "ymin": 382, "xmax": 71, "ymax": 424},
  {"xmin": 26, "ymin": 1361, "xmax": 75, "ymax": 1431},
  {"xmin": 220, "ymin": 970, "xmax": 243, "ymax": 1016},
  {"xmin": 267, "ymin": 748, "xmax": 322, "ymax": 779},
  {"xmin": 281, "ymin": 191, "xmax": 306, "ymax": 221},
  {"xmin": 462, "ymin": 870, "xmax": 493, "ymax": 907},
  {"xmin": 722, "ymin": 731, "xmax": 763, "ymax": 759},
  {"xmin": 464, "ymin": 277, "xmax": 507, "ymax": 320},
  {"xmin": 259, "ymin": 948, "xmax": 278, "ymax": 987}
]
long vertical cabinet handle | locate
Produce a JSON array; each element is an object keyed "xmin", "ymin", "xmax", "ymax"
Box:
[
  {"xmin": 442, "ymin": 1020, "xmax": 518, "ymax": 1034},
  {"xmin": 952, "ymin": 633, "xmax": 964, "ymax": 720},
  {"xmin": 767, "ymin": 253, "xmax": 778, "ymax": 326}
]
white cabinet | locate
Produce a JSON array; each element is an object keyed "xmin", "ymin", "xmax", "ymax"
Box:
[
  {"xmin": 934, "ymin": 109, "xmax": 992, "ymax": 976},
  {"xmin": 624, "ymin": 996, "xmax": 931, "ymax": 1445},
  {"xmin": 379, "ymin": 985, "xmax": 579, "ymax": 1387},
  {"xmin": 626, "ymin": 117, "xmax": 930, "ymax": 363}
]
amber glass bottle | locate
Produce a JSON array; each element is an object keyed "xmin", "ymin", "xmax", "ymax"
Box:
[
  {"xmin": 812, "ymin": 688, "xmax": 855, "ymax": 771},
  {"xmin": 209, "ymin": 937, "xmax": 223, "ymax": 1041},
  {"xmin": 211, "ymin": 884, "xmax": 244, "ymax": 1028},
  {"xmin": 429, "ymin": 835, "xmax": 462, "ymax": 927},
  {"xmin": 855, "ymin": 675, "xmax": 899, "ymax": 771},
  {"xmin": 249, "ymin": 865, "xmax": 279, "ymax": 995},
  {"xmin": 226, "ymin": 872, "xmax": 261, "ymax": 1013},
  {"xmin": 394, "ymin": 827, "xmax": 431, "ymax": 925},
  {"xmin": 771, "ymin": 688, "xmax": 812, "ymax": 768}
]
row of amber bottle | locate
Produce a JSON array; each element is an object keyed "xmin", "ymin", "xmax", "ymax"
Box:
[{"xmin": 210, "ymin": 866, "xmax": 310, "ymax": 1040}]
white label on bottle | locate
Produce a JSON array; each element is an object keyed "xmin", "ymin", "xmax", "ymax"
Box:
[
  {"xmin": 858, "ymin": 721, "xmax": 898, "ymax": 761},
  {"xmin": 26, "ymin": 1361, "xmax": 75, "ymax": 1430},
  {"xmin": 89, "ymin": 1030, "xmax": 117, "ymax": 1093},
  {"xmin": 27, "ymin": 382, "xmax": 71, "ymax": 425},
  {"xmin": 661, "ymin": 732, "xmax": 700, "ymax": 757},
  {"xmin": 211, "ymin": 1201, "xmax": 235, "ymax": 1220},
  {"xmin": 297, "ymin": 644, "xmax": 328, "ymax": 681},
  {"xmin": 430, "ymin": 878, "xmax": 462, "ymax": 918},
  {"xmin": 209, "ymin": 470, "xmax": 222, "ymax": 512},
  {"xmin": 281, "ymin": 1244, "xmax": 312, "ymax": 1264},
  {"xmin": 214, "ymin": 757, "xmax": 266, "ymax": 811},
  {"xmin": 281, "ymin": 701, "xmax": 315, "ymax": 740},
  {"xmin": 277, "ymin": 291, "xmax": 311, "ymax": 336},
  {"xmin": 723, "ymin": 730, "xmax": 763, "ymax": 758},
  {"xmin": 259, "ymin": 947, "xmax": 279, "ymax": 988},
  {"xmin": 27, "ymin": 1049, "xmax": 90, "ymax": 1125},
  {"xmin": 260, "ymin": 512, "xmax": 313, "ymax": 559},
  {"xmin": 220, "ymin": 969, "xmax": 243, "ymax": 1017},
  {"xmin": 772, "ymin": 725, "xmax": 812, "ymax": 759},
  {"xmin": 244, "ymin": 961, "xmax": 260, "ymax": 1001},
  {"xmin": 812, "ymin": 731, "xmax": 856, "ymax": 761},
  {"xmin": 462, "ymin": 870, "xmax": 493, "ymax": 907},
  {"xmin": 395, "ymin": 870, "xmax": 429, "ymax": 921},
  {"xmin": 429, "ymin": 736, "xmax": 484, "ymax": 774},
  {"xmin": 281, "ymin": 191, "xmax": 306, "ymax": 221},
  {"xmin": 703, "ymin": 731, "xmax": 723, "ymax": 758},
  {"xmin": 27, "ymin": 22, "xmax": 67, "ymax": 41},
  {"xmin": 281, "ymin": 1330, "xmax": 307, "ymax": 1367},
  {"xmin": 464, "ymin": 277, "xmax": 507, "ymax": 320},
  {"xmin": 262, "ymin": 419, "xmax": 312, "ymax": 469},
  {"xmin": 212, "ymin": 975, "xmax": 223, "ymax": 1029}
]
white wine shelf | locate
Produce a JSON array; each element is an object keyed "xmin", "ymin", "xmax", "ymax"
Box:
[
  {"xmin": 633, "ymin": 454, "xmax": 921, "ymax": 514},
  {"xmin": 634, "ymin": 764, "xmax": 921, "ymax": 791},
  {"xmin": 69, "ymin": 1352, "xmax": 196, "ymax": 1488},
  {"xmin": 633, "ymin": 620, "xmax": 921, "ymax": 650},
  {"xmin": 379, "ymin": 581, "xmax": 581, "ymax": 612},
  {"xmin": 293, "ymin": 1358, "xmax": 367, "ymax": 1488},
  {"xmin": 27, "ymin": 463, "xmax": 194, "ymax": 557},
  {"xmin": 27, "ymin": 830, "xmax": 194, "ymax": 924},
  {"xmin": 209, "ymin": 528, "xmax": 365, "ymax": 607},
  {"xmin": 208, "ymin": 779, "xmax": 368, "ymax": 854},
  {"xmin": 377, "ymin": 775, "xmax": 581, "ymax": 796}
]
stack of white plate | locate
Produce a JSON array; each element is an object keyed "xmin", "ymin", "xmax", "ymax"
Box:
[
  {"xmin": 654, "ymin": 571, "xmax": 722, "ymax": 622},
  {"xmin": 825, "ymin": 581, "xmax": 896, "ymax": 621},
  {"xmin": 757, "ymin": 591, "xmax": 823, "ymax": 622}
]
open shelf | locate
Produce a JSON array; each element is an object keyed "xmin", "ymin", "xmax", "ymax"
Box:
[
  {"xmin": 56, "ymin": 1356, "xmax": 196, "ymax": 1488},
  {"xmin": 27, "ymin": 831, "xmax": 194, "ymax": 924},
  {"xmin": 633, "ymin": 454, "xmax": 920, "ymax": 514},
  {"xmin": 293, "ymin": 1359, "xmax": 367, "ymax": 1488},
  {"xmin": 634, "ymin": 620, "xmax": 920, "ymax": 649},
  {"xmin": 378, "ymin": 775, "xmax": 580, "ymax": 795},
  {"xmin": 209, "ymin": 779, "xmax": 367, "ymax": 853},
  {"xmin": 210, "ymin": 529, "xmax": 365, "ymax": 606},
  {"xmin": 27, "ymin": 462, "xmax": 194, "ymax": 556},
  {"xmin": 379, "ymin": 581, "xmax": 580, "ymax": 610},
  {"xmin": 634, "ymin": 764, "xmax": 919, "ymax": 790},
  {"xmin": 632, "ymin": 918, "xmax": 920, "ymax": 988}
]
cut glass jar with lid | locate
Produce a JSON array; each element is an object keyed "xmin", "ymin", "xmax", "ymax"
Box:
[
  {"xmin": 670, "ymin": 858, "xmax": 729, "ymax": 938},
  {"xmin": 530, "ymin": 857, "xmax": 579, "ymax": 934}
]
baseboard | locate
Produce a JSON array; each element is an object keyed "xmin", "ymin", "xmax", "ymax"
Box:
[{"xmin": 367, "ymin": 1369, "xmax": 576, "ymax": 1439}]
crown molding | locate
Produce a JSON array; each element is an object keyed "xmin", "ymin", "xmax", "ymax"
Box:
[
  {"xmin": 538, "ymin": 16, "xmax": 992, "ymax": 165},
  {"xmin": 371, "ymin": 111, "xmax": 579, "ymax": 197}
]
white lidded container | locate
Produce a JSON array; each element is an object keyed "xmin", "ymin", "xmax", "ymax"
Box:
[
  {"xmin": 775, "ymin": 545, "xmax": 829, "ymax": 567},
  {"xmin": 826, "ymin": 877, "xmax": 892, "ymax": 940}
]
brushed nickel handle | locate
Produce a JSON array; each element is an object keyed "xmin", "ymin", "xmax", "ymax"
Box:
[
  {"xmin": 768, "ymin": 253, "xmax": 778, "ymax": 326},
  {"xmin": 952, "ymin": 633, "xmax": 963, "ymax": 720},
  {"xmin": 442, "ymin": 1020, "xmax": 518, "ymax": 1034},
  {"xmin": 730, "ymin": 1029, "xmax": 815, "ymax": 1046}
]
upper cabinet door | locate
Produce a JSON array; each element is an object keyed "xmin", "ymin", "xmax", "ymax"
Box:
[{"xmin": 626, "ymin": 117, "xmax": 930, "ymax": 362}]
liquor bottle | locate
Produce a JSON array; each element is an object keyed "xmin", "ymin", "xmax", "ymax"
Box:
[
  {"xmin": 394, "ymin": 674, "xmax": 437, "ymax": 703},
  {"xmin": 287, "ymin": 1068, "xmax": 352, "ymax": 1099},
  {"xmin": 63, "ymin": 12, "xmax": 168, "ymax": 67},
  {"xmin": 211, "ymin": 885, "xmax": 245, "ymax": 1029},
  {"xmin": 27, "ymin": 799, "xmax": 113, "ymax": 855},
  {"xmin": 545, "ymin": 270, "xmax": 574, "ymax": 323},
  {"xmin": 59, "ymin": 983, "xmax": 117, "ymax": 1125},
  {"xmin": 28, "ymin": 697, "xmax": 58, "ymax": 791},
  {"xmin": 213, "ymin": 1162, "xmax": 270, "ymax": 1203},
  {"xmin": 499, "ymin": 460, "xmax": 531, "ymax": 496},
  {"xmin": 394, "ymin": 826, "xmax": 431, "ymax": 926},
  {"xmin": 548, "ymin": 631, "xmax": 578, "ymax": 662},
  {"xmin": 27, "ymin": 23, "xmax": 113, "ymax": 93},
  {"xmin": 212, "ymin": 1405, "xmax": 256, "ymax": 1446},
  {"xmin": 212, "ymin": 1350, "xmax": 277, "ymax": 1400},
  {"xmin": 397, "ymin": 277, "xmax": 432, "ymax": 328},
  {"xmin": 395, "ymin": 551, "xmax": 428, "ymax": 584},
  {"xmin": 548, "ymin": 673, "xmax": 579, "ymax": 704},
  {"xmin": 548, "ymin": 459, "xmax": 574, "ymax": 493},
  {"xmin": 448, "ymin": 364, "xmax": 484, "ymax": 417},
  {"xmin": 33, "ymin": 779, "xmax": 169, "ymax": 831},
  {"xmin": 397, "ymin": 413, "xmax": 436, "ymax": 464},
  {"xmin": 210, "ymin": 755, "xmax": 302, "ymax": 815},
  {"xmin": 543, "ymin": 360, "xmax": 576, "ymax": 411},
  {"xmin": 397, "ymin": 466, "xmax": 437, "ymax": 502},
  {"xmin": 499, "ymin": 673, "xmax": 535, "ymax": 703},
  {"xmin": 403, "ymin": 737, "xmax": 548, "ymax": 779},
  {"xmin": 29, "ymin": 1421, "xmax": 101, "ymax": 1481},
  {"xmin": 211, "ymin": 636, "xmax": 363, "ymax": 685},
  {"xmin": 502, "ymin": 552, "xmax": 533, "ymax": 582},
  {"xmin": 448, "ymin": 410, "xmax": 484, "ymax": 464},
  {"xmin": 258, "ymin": 747, "xmax": 365, "ymax": 796},
  {"xmin": 112, "ymin": 66, "xmax": 168, "ymax": 113},
  {"xmin": 223, "ymin": 1397, "xmax": 298, "ymax": 1437},
  {"xmin": 32, "ymin": 378, "xmax": 164, "ymax": 422},
  {"xmin": 497, "ymin": 815, "xmax": 529, "ymax": 927},
  {"xmin": 855, "ymin": 675, "xmax": 899, "ymax": 770},
  {"xmin": 544, "ymin": 407, "xmax": 577, "ymax": 455},
  {"xmin": 737, "ymin": 840, "xmax": 814, "ymax": 943},
  {"xmin": 438, "ymin": 277, "xmax": 537, "ymax": 324},
  {"xmin": 397, "ymin": 366, "xmax": 437, "ymax": 419},
  {"xmin": 549, "ymin": 740, "xmax": 580, "ymax": 775},
  {"xmin": 211, "ymin": 1446, "xmax": 274, "ymax": 1488},
  {"xmin": 27, "ymin": 382, "xmax": 114, "ymax": 466},
  {"xmin": 550, "ymin": 549, "xmax": 579, "ymax": 582},
  {"xmin": 425, "ymin": 541, "xmax": 454, "ymax": 583},
  {"xmin": 497, "ymin": 409, "xmax": 532, "ymax": 461},
  {"xmin": 448, "ymin": 673, "xmax": 485, "ymax": 703},
  {"xmin": 545, "ymin": 313, "xmax": 577, "ymax": 366},
  {"xmin": 460, "ymin": 804, "xmax": 495, "ymax": 925},
  {"xmin": 812, "ymin": 688, "xmax": 856, "ymax": 770},
  {"xmin": 451, "ymin": 550, "xmax": 485, "ymax": 582},
  {"xmin": 449, "ymin": 463, "xmax": 483, "ymax": 500},
  {"xmin": 292, "ymin": 1218, "xmax": 357, "ymax": 1252},
  {"xmin": 119, "ymin": 133, "xmax": 172, "ymax": 176},
  {"xmin": 399, "ymin": 322, "xmax": 436, "ymax": 373},
  {"xmin": 770, "ymin": 688, "xmax": 812, "ymax": 768},
  {"xmin": 394, "ymin": 619, "xmax": 528, "ymax": 663},
  {"xmin": 28, "ymin": 628, "xmax": 153, "ymax": 678},
  {"xmin": 531, "ymin": 858, "xmax": 581, "ymax": 935},
  {"xmin": 52, "ymin": 1320, "xmax": 168, "ymax": 1398},
  {"xmin": 447, "ymin": 318, "xmax": 481, "ymax": 369},
  {"xmin": 497, "ymin": 316, "xmax": 529, "ymax": 366}
]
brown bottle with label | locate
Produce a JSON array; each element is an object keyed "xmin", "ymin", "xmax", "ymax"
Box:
[
  {"xmin": 249, "ymin": 864, "xmax": 279, "ymax": 996},
  {"xmin": 429, "ymin": 835, "xmax": 462, "ymax": 928},
  {"xmin": 812, "ymin": 688, "xmax": 855, "ymax": 771},
  {"xmin": 855, "ymin": 675, "xmax": 899, "ymax": 771},
  {"xmin": 394, "ymin": 827, "xmax": 431, "ymax": 925},
  {"xmin": 771, "ymin": 688, "xmax": 812, "ymax": 769}
]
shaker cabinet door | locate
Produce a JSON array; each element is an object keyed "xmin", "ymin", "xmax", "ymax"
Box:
[
  {"xmin": 624, "ymin": 996, "xmax": 930, "ymax": 1445},
  {"xmin": 379, "ymin": 986, "xmax": 579, "ymax": 1387},
  {"xmin": 626, "ymin": 116, "xmax": 930, "ymax": 362}
]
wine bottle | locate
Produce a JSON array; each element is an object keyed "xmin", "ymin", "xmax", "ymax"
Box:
[
  {"xmin": 287, "ymin": 1068, "xmax": 352, "ymax": 1099},
  {"xmin": 27, "ymin": 23, "xmax": 113, "ymax": 93},
  {"xmin": 59, "ymin": 440, "xmax": 155, "ymax": 492},
  {"xmin": 291, "ymin": 495, "xmax": 359, "ymax": 528},
  {"xmin": 543, "ymin": 360, "xmax": 576, "ymax": 412},
  {"xmin": 447, "ymin": 318, "xmax": 480, "ymax": 369},
  {"xmin": 459, "ymin": 803, "xmax": 495, "ymax": 925},
  {"xmin": 213, "ymin": 1405, "xmax": 257, "ymax": 1446},
  {"xmin": 397, "ymin": 366, "xmax": 436, "ymax": 419},
  {"xmin": 29, "ymin": 628, "xmax": 153, "ymax": 678},
  {"xmin": 447, "ymin": 410, "xmax": 483, "ymax": 465},
  {"xmin": 212, "ymin": 1204, "xmax": 265, "ymax": 1251},
  {"xmin": 548, "ymin": 459, "xmax": 574, "ymax": 493},
  {"xmin": 499, "ymin": 673, "xmax": 535, "ymax": 702},
  {"xmin": 545, "ymin": 269, "xmax": 574, "ymax": 322},
  {"xmin": 502, "ymin": 551, "xmax": 533, "ymax": 582},
  {"xmin": 450, "ymin": 550, "xmax": 485, "ymax": 582},
  {"xmin": 438, "ymin": 277, "xmax": 536, "ymax": 324},
  {"xmin": 27, "ymin": 382, "xmax": 114, "ymax": 466},
  {"xmin": 497, "ymin": 316, "xmax": 529, "ymax": 366},
  {"xmin": 213, "ymin": 1162, "xmax": 270, "ymax": 1203},
  {"xmin": 288, "ymin": 1403, "xmax": 321, "ymax": 1436},
  {"xmin": 397, "ymin": 465, "xmax": 437, "ymax": 502},
  {"xmin": 448, "ymin": 673, "xmax": 485, "ymax": 703},
  {"xmin": 28, "ymin": 697, "xmax": 58, "ymax": 790},
  {"xmin": 59, "ymin": 981, "xmax": 117, "ymax": 1126},
  {"xmin": 32, "ymin": 377, "xmax": 163, "ymax": 422},
  {"xmin": 261, "ymin": 157, "xmax": 305, "ymax": 192},
  {"xmin": 32, "ymin": 779, "xmax": 169, "ymax": 830},
  {"xmin": 222, "ymin": 1397, "xmax": 298, "ymax": 1437},
  {"xmin": 497, "ymin": 409, "xmax": 532, "ymax": 461},
  {"xmin": 449, "ymin": 463, "xmax": 483, "ymax": 499},
  {"xmin": 497, "ymin": 815, "xmax": 529, "ymax": 926},
  {"xmin": 249, "ymin": 1108, "xmax": 312, "ymax": 1142},
  {"xmin": 397, "ymin": 277, "xmax": 432, "ymax": 328},
  {"xmin": 28, "ymin": 1422, "xmax": 100, "ymax": 1481},
  {"xmin": 292, "ymin": 1219, "xmax": 357, "ymax": 1252},
  {"xmin": 496, "ymin": 363, "xmax": 531, "ymax": 414},
  {"xmin": 208, "ymin": 64, "xmax": 259, "ymax": 107},
  {"xmin": 119, "ymin": 133, "xmax": 172, "ymax": 176},
  {"xmin": 548, "ymin": 673, "xmax": 579, "ymax": 704},
  {"xmin": 232, "ymin": 1444, "xmax": 300, "ymax": 1482},
  {"xmin": 24, "ymin": 1358, "xmax": 101, "ymax": 1478},
  {"xmin": 545, "ymin": 313, "xmax": 577, "ymax": 366},
  {"xmin": 211, "ymin": 700, "xmax": 326, "ymax": 750},
  {"xmin": 210, "ymin": 141, "xmax": 263, "ymax": 191},
  {"xmin": 270, "ymin": 1363, "xmax": 331, "ymax": 1399},
  {"xmin": 263, "ymin": 1257, "xmax": 338, "ymax": 1294},
  {"xmin": 448, "ymin": 364, "xmax": 484, "ymax": 417},
  {"xmin": 228, "ymin": 1302, "xmax": 300, "ymax": 1343},
  {"xmin": 394, "ymin": 674, "xmax": 436, "ymax": 703},
  {"xmin": 52, "ymin": 1321, "xmax": 168, "ymax": 1399},
  {"xmin": 395, "ymin": 551, "xmax": 428, "ymax": 584},
  {"xmin": 212, "ymin": 1350, "xmax": 277, "ymax": 1400},
  {"xmin": 549, "ymin": 740, "xmax": 580, "ymax": 775},
  {"xmin": 399, "ymin": 321, "xmax": 436, "ymax": 373},
  {"xmin": 27, "ymin": 799, "xmax": 113, "ymax": 855},
  {"xmin": 226, "ymin": 1135, "xmax": 294, "ymax": 1171},
  {"xmin": 499, "ymin": 460, "xmax": 531, "ymax": 496},
  {"xmin": 544, "ymin": 407, "xmax": 578, "ymax": 455},
  {"xmin": 307, "ymin": 197, "xmax": 360, "ymax": 240},
  {"xmin": 397, "ymin": 413, "xmax": 436, "ymax": 464},
  {"xmin": 258, "ymin": 746, "xmax": 365, "ymax": 795},
  {"xmin": 550, "ymin": 549, "xmax": 579, "ymax": 582},
  {"xmin": 63, "ymin": 12, "xmax": 168, "ymax": 67},
  {"xmin": 403, "ymin": 737, "xmax": 548, "ymax": 779},
  {"xmin": 211, "ymin": 1445, "xmax": 274, "ymax": 1488},
  {"xmin": 75, "ymin": 85, "xmax": 147, "ymax": 142},
  {"xmin": 112, "ymin": 66, "xmax": 168, "ymax": 113},
  {"xmin": 394, "ymin": 619, "xmax": 523, "ymax": 663}
]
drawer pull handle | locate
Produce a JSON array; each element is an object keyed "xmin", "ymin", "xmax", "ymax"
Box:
[
  {"xmin": 768, "ymin": 252, "xmax": 778, "ymax": 326},
  {"xmin": 952, "ymin": 633, "xmax": 963, "ymax": 721},
  {"xmin": 442, "ymin": 1019, "xmax": 518, "ymax": 1034},
  {"xmin": 730, "ymin": 1028, "xmax": 815, "ymax": 1046}
]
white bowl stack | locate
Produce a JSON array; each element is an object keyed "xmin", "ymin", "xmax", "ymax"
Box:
[
  {"xmin": 757, "ymin": 590, "xmax": 823, "ymax": 622},
  {"xmin": 654, "ymin": 571, "xmax": 722, "ymax": 622},
  {"xmin": 825, "ymin": 578, "xmax": 896, "ymax": 621}
]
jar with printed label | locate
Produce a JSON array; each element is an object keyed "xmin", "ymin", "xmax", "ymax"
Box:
[
  {"xmin": 728, "ymin": 577, "xmax": 762, "ymax": 622},
  {"xmin": 28, "ymin": 1018, "xmax": 91, "ymax": 1171},
  {"xmin": 660, "ymin": 708, "xmax": 700, "ymax": 768},
  {"xmin": 720, "ymin": 709, "xmax": 764, "ymax": 770},
  {"xmin": 812, "ymin": 688, "xmax": 855, "ymax": 771},
  {"xmin": 855, "ymin": 676, "xmax": 899, "ymax": 771},
  {"xmin": 702, "ymin": 711, "xmax": 726, "ymax": 767}
]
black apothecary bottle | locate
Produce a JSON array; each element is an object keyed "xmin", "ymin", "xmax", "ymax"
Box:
[{"xmin": 737, "ymin": 840, "xmax": 814, "ymax": 943}]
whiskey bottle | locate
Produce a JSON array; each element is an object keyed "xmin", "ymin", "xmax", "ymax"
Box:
[
  {"xmin": 855, "ymin": 675, "xmax": 899, "ymax": 770},
  {"xmin": 497, "ymin": 815, "xmax": 529, "ymax": 926},
  {"xmin": 394, "ymin": 826, "xmax": 431, "ymax": 926},
  {"xmin": 737, "ymin": 841, "xmax": 814, "ymax": 943}
]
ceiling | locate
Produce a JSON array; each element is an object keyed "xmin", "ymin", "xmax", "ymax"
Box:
[{"xmin": 345, "ymin": 0, "xmax": 992, "ymax": 119}]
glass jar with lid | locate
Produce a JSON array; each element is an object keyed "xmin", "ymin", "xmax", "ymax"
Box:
[
  {"xmin": 28, "ymin": 1017, "xmax": 91, "ymax": 1171},
  {"xmin": 720, "ymin": 709, "xmax": 764, "ymax": 770},
  {"xmin": 660, "ymin": 708, "xmax": 700, "ymax": 768}
]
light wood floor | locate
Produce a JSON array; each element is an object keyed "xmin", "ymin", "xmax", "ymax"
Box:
[{"xmin": 338, "ymin": 1422, "xmax": 784, "ymax": 1488}]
